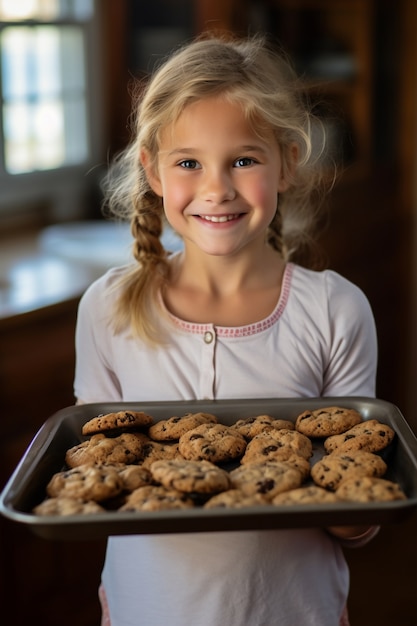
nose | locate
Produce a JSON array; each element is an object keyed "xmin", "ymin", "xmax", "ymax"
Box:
[{"xmin": 201, "ymin": 167, "xmax": 236, "ymax": 204}]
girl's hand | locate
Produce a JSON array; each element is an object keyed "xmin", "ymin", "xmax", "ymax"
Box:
[{"xmin": 326, "ymin": 525, "xmax": 380, "ymax": 547}]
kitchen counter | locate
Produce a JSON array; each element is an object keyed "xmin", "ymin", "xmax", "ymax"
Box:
[
  {"xmin": 0, "ymin": 225, "xmax": 126, "ymax": 324},
  {"xmin": 0, "ymin": 253, "xmax": 99, "ymax": 323},
  {"xmin": 0, "ymin": 220, "xmax": 182, "ymax": 324}
]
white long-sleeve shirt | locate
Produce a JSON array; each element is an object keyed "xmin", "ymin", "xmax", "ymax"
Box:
[{"xmin": 74, "ymin": 262, "xmax": 377, "ymax": 626}]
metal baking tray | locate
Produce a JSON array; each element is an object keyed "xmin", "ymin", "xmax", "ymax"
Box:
[{"xmin": 1, "ymin": 397, "xmax": 417, "ymax": 541}]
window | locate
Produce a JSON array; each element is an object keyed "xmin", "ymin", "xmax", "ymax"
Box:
[{"xmin": 0, "ymin": 0, "xmax": 102, "ymax": 218}]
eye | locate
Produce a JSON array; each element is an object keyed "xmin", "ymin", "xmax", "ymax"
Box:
[
  {"xmin": 179, "ymin": 159, "xmax": 200, "ymax": 169},
  {"xmin": 234, "ymin": 157, "xmax": 256, "ymax": 168}
]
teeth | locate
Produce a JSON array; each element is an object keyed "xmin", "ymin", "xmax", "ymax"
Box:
[{"xmin": 201, "ymin": 214, "xmax": 238, "ymax": 223}]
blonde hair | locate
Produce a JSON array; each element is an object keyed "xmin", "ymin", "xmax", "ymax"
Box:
[{"xmin": 103, "ymin": 33, "xmax": 333, "ymax": 343}]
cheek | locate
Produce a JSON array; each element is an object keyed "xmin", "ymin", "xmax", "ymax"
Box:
[
  {"xmin": 167, "ymin": 190, "xmax": 188, "ymax": 213},
  {"xmin": 250, "ymin": 179, "xmax": 278, "ymax": 213},
  {"xmin": 161, "ymin": 177, "xmax": 192, "ymax": 222},
  {"xmin": 161, "ymin": 176, "xmax": 185, "ymax": 205}
]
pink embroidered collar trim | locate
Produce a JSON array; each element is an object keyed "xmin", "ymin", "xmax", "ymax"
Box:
[{"xmin": 166, "ymin": 263, "xmax": 294, "ymax": 338}]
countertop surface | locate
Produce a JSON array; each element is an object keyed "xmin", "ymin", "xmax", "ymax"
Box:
[
  {"xmin": 0, "ymin": 221, "xmax": 182, "ymax": 323},
  {"xmin": 0, "ymin": 232, "xmax": 102, "ymax": 322}
]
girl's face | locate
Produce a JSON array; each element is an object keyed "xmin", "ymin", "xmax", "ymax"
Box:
[{"xmin": 142, "ymin": 96, "xmax": 291, "ymax": 258}]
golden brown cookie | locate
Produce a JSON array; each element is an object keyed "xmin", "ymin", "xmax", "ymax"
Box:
[
  {"xmin": 324, "ymin": 420, "xmax": 395, "ymax": 454},
  {"xmin": 148, "ymin": 412, "xmax": 218, "ymax": 441},
  {"xmin": 65, "ymin": 433, "xmax": 146, "ymax": 467},
  {"xmin": 138, "ymin": 441, "xmax": 183, "ymax": 469},
  {"xmin": 230, "ymin": 461, "xmax": 304, "ymax": 500},
  {"xmin": 119, "ymin": 485, "xmax": 195, "ymax": 511},
  {"xmin": 82, "ymin": 410, "xmax": 154, "ymax": 436},
  {"xmin": 240, "ymin": 429, "xmax": 312, "ymax": 465},
  {"xmin": 311, "ymin": 451, "xmax": 387, "ymax": 491},
  {"xmin": 295, "ymin": 406, "xmax": 363, "ymax": 437},
  {"xmin": 178, "ymin": 423, "xmax": 246, "ymax": 463},
  {"xmin": 204, "ymin": 489, "xmax": 269, "ymax": 509},
  {"xmin": 113, "ymin": 464, "xmax": 154, "ymax": 491},
  {"xmin": 46, "ymin": 463, "xmax": 123, "ymax": 501},
  {"xmin": 280, "ymin": 454, "xmax": 311, "ymax": 480},
  {"xmin": 33, "ymin": 497, "xmax": 105, "ymax": 516},
  {"xmin": 272, "ymin": 485, "xmax": 341, "ymax": 506},
  {"xmin": 335, "ymin": 476, "xmax": 407, "ymax": 502},
  {"xmin": 230, "ymin": 415, "xmax": 294, "ymax": 440},
  {"xmin": 150, "ymin": 459, "xmax": 231, "ymax": 494}
]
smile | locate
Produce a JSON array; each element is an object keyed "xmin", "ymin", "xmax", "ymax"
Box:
[{"xmin": 200, "ymin": 214, "xmax": 240, "ymax": 223}]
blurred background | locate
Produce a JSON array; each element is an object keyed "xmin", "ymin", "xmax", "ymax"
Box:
[{"xmin": 0, "ymin": 1, "xmax": 416, "ymax": 624}]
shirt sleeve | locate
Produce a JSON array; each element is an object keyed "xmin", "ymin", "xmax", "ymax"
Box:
[
  {"xmin": 73, "ymin": 273, "xmax": 123, "ymax": 403},
  {"xmin": 322, "ymin": 271, "xmax": 378, "ymax": 398}
]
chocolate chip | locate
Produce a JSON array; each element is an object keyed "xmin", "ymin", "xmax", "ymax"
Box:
[{"xmin": 257, "ymin": 479, "xmax": 275, "ymax": 494}]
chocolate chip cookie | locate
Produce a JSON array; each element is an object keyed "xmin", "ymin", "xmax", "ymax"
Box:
[
  {"xmin": 82, "ymin": 410, "xmax": 154, "ymax": 436},
  {"xmin": 138, "ymin": 441, "xmax": 183, "ymax": 469},
  {"xmin": 324, "ymin": 419, "xmax": 395, "ymax": 454},
  {"xmin": 148, "ymin": 412, "xmax": 218, "ymax": 441},
  {"xmin": 272, "ymin": 485, "xmax": 341, "ymax": 506},
  {"xmin": 280, "ymin": 454, "xmax": 311, "ymax": 480},
  {"xmin": 178, "ymin": 423, "xmax": 246, "ymax": 463},
  {"xmin": 295, "ymin": 406, "xmax": 363, "ymax": 437},
  {"xmin": 335, "ymin": 476, "xmax": 407, "ymax": 502},
  {"xmin": 33, "ymin": 497, "xmax": 106, "ymax": 516},
  {"xmin": 119, "ymin": 485, "xmax": 195, "ymax": 511},
  {"xmin": 46, "ymin": 463, "xmax": 124, "ymax": 501},
  {"xmin": 230, "ymin": 415, "xmax": 294, "ymax": 440},
  {"xmin": 311, "ymin": 451, "xmax": 387, "ymax": 490},
  {"xmin": 113, "ymin": 464, "xmax": 154, "ymax": 491},
  {"xmin": 230, "ymin": 461, "xmax": 304, "ymax": 500},
  {"xmin": 240, "ymin": 429, "xmax": 312, "ymax": 465},
  {"xmin": 150, "ymin": 459, "xmax": 231, "ymax": 494},
  {"xmin": 65, "ymin": 433, "xmax": 146, "ymax": 467},
  {"xmin": 204, "ymin": 489, "xmax": 269, "ymax": 509}
]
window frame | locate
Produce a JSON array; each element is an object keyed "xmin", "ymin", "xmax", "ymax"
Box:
[{"xmin": 0, "ymin": 0, "xmax": 105, "ymax": 221}]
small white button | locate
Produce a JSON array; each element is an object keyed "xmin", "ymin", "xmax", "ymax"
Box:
[{"xmin": 203, "ymin": 331, "xmax": 214, "ymax": 344}]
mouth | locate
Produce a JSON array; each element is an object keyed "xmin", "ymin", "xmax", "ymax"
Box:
[{"xmin": 199, "ymin": 214, "xmax": 241, "ymax": 223}]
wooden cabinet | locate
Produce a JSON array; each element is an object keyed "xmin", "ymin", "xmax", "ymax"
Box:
[
  {"xmin": 272, "ymin": 0, "xmax": 374, "ymax": 179},
  {"xmin": 0, "ymin": 299, "xmax": 105, "ymax": 626}
]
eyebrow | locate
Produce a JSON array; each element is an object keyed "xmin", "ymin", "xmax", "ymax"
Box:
[
  {"xmin": 161, "ymin": 148, "xmax": 196, "ymax": 157},
  {"xmin": 237, "ymin": 144, "xmax": 269, "ymax": 153},
  {"xmin": 162, "ymin": 144, "xmax": 269, "ymax": 157}
]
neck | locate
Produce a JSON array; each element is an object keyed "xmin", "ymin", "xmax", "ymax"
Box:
[
  {"xmin": 164, "ymin": 245, "xmax": 286, "ymax": 326},
  {"xmin": 172, "ymin": 244, "xmax": 284, "ymax": 297}
]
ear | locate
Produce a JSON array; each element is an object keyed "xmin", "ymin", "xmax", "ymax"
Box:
[{"xmin": 140, "ymin": 149, "xmax": 163, "ymax": 197}]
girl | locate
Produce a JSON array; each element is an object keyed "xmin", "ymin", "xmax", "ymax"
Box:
[{"xmin": 74, "ymin": 34, "xmax": 378, "ymax": 626}]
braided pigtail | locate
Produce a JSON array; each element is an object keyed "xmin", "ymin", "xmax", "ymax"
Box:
[
  {"xmin": 109, "ymin": 177, "xmax": 172, "ymax": 343},
  {"xmin": 130, "ymin": 191, "xmax": 165, "ymax": 265}
]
